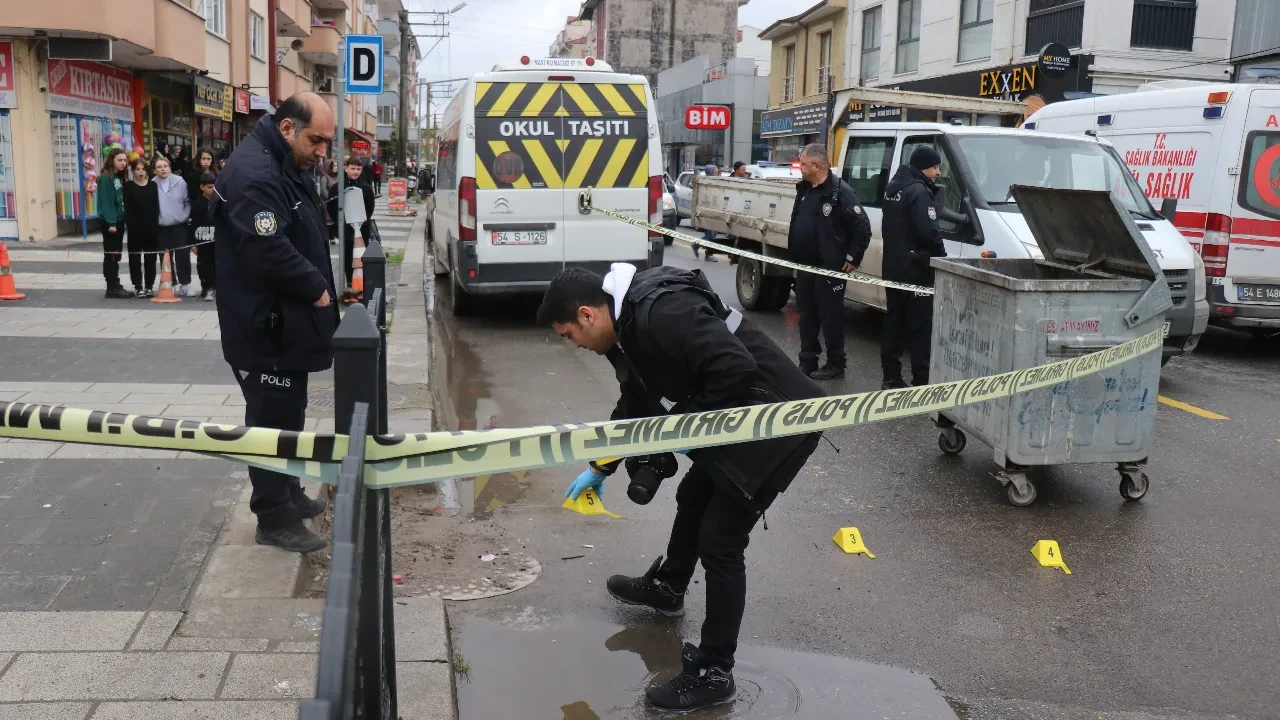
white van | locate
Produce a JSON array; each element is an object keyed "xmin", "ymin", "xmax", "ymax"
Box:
[
  {"xmin": 1027, "ymin": 82, "xmax": 1279, "ymax": 342},
  {"xmin": 429, "ymin": 57, "xmax": 666, "ymax": 314}
]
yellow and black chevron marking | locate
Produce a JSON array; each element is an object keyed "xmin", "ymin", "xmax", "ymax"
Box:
[{"xmin": 473, "ymin": 81, "xmax": 650, "ymax": 190}]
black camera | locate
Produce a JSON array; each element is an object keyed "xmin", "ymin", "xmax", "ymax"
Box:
[{"xmin": 625, "ymin": 453, "xmax": 680, "ymax": 505}]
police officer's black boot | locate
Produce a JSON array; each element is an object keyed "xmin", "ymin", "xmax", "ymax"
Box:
[
  {"xmin": 256, "ymin": 519, "xmax": 328, "ymax": 554},
  {"xmin": 606, "ymin": 557, "xmax": 685, "ymax": 616},
  {"xmin": 291, "ymin": 487, "xmax": 328, "ymax": 520},
  {"xmin": 645, "ymin": 642, "xmax": 736, "ymax": 711},
  {"xmin": 809, "ymin": 364, "xmax": 845, "ymax": 380}
]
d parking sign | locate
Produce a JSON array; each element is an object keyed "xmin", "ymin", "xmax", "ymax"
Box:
[{"xmin": 345, "ymin": 35, "xmax": 384, "ymax": 95}]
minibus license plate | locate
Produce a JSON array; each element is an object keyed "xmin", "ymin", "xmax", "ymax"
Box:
[
  {"xmin": 1237, "ymin": 284, "xmax": 1280, "ymax": 302},
  {"xmin": 492, "ymin": 230, "xmax": 548, "ymax": 246}
]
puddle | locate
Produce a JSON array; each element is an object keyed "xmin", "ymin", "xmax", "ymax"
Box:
[{"xmin": 452, "ymin": 615, "xmax": 957, "ymax": 720}]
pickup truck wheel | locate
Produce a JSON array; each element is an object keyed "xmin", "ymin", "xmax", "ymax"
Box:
[
  {"xmin": 736, "ymin": 258, "xmax": 767, "ymax": 310},
  {"xmin": 762, "ymin": 277, "xmax": 791, "ymax": 310}
]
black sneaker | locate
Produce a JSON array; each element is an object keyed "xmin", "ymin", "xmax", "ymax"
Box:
[
  {"xmin": 881, "ymin": 378, "xmax": 908, "ymax": 390},
  {"xmin": 255, "ymin": 520, "xmax": 328, "ymax": 553},
  {"xmin": 606, "ymin": 557, "xmax": 685, "ymax": 616},
  {"xmin": 809, "ymin": 365, "xmax": 845, "ymax": 380},
  {"xmin": 105, "ymin": 286, "xmax": 135, "ymax": 299},
  {"xmin": 294, "ymin": 491, "xmax": 328, "ymax": 520},
  {"xmin": 799, "ymin": 361, "xmax": 818, "ymax": 376},
  {"xmin": 645, "ymin": 643, "xmax": 735, "ymax": 711}
]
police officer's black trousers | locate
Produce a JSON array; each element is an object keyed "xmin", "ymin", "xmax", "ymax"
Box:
[
  {"xmin": 881, "ymin": 288, "xmax": 934, "ymax": 384},
  {"xmin": 233, "ymin": 369, "xmax": 309, "ymax": 528},
  {"xmin": 795, "ymin": 273, "xmax": 847, "ymax": 369},
  {"xmin": 656, "ymin": 465, "xmax": 776, "ymax": 670}
]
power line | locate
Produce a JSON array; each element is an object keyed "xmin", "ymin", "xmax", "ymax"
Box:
[{"xmin": 1151, "ymin": 44, "xmax": 1280, "ymax": 74}]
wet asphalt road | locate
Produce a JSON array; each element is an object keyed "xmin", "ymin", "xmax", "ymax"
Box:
[{"xmin": 428, "ymin": 227, "xmax": 1280, "ymax": 720}]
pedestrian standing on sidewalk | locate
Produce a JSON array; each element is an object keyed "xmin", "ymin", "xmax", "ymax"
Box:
[
  {"xmin": 99, "ymin": 148, "xmax": 133, "ymax": 298},
  {"xmin": 123, "ymin": 157, "xmax": 160, "ymax": 297},
  {"xmin": 212, "ymin": 92, "xmax": 339, "ymax": 553},
  {"xmin": 187, "ymin": 149, "xmax": 217, "ymax": 204},
  {"xmin": 154, "ymin": 156, "xmax": 196, "ymax": 296},
  {"xmin": 339, "ymin": 155, "xmax": 375, "ymax": 301},
  {"xmin": 170, "ymin": 145, "xmax": 189, "ymax": 178},
  {"xmin": 191, "ymin": 172, "xmax": 217, "ymax": 301},
  {"xmin": 371, "ymin": 159, "xmax": 383, "ymax": 196},
  {"xmin": 790, "ymin": 143, "xmax": 872, "ymax": 381}
]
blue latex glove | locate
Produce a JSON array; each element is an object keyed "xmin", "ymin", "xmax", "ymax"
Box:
[{"xmin": 566, "ymin": 467, "xmax": 606, "ymax": 500}]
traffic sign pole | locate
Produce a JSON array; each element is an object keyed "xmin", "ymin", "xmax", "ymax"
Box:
[{"xmin": 337, "ymin": 38, "xmax": 345, "ymax": 295}]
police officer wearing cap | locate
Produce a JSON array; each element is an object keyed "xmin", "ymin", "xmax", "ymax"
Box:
[
  {"xmin": 212, "ymin": 93, "xmax": 340, "ymax": 553},
  {"xmin": 880, "ymin": 145, "xmax": 946, "ymax": 389},
  {"xmin": 790, "ymin": 143, "xmax": 872, "ymax": 380}
]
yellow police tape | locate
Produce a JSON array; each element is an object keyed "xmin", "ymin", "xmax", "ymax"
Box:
[
  {"xmin": 0, "ymin": 328, "xmax": 1162, "ymax": 488},
  {"xmin": 580, "ymin": 188, "xmax": 937, "ymax": 295}
]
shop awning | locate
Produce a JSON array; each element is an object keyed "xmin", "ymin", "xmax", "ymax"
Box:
[{"xmin": 346, "ymin": 127, "xmax": 375, "ymax": 144}]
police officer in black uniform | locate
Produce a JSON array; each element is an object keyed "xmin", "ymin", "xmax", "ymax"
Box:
[
  {"xmin": 538, "ymin": 263, "xmax": 824, "ymax": 712},
  {"xmin": 790, "ymin": 143, "xmax": 872, "ymax": 380},
  {"xmin": 880, "ymin": 145, "xmax": 946, "ymax": 389},
  {"xmin": 212, "ymin": 93, "xmax": 340, "ymax": 553}
]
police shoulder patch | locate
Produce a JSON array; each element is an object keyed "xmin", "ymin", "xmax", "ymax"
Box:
[
  {"xmin": 253, "ymin": 211, "xmax": 278, "ymax": 236},
  {"xmin": 927, "ymin": 206, "xmax": 937, "ymax": 221},
  {"xmin": 854, "ymin": 205, "xmax": 862, "ymax": 214},
  {"xmin": 822, "ymin": 203, "xmax": 832, "ymax": 217}
]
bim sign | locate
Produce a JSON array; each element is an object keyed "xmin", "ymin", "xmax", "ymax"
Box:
[{"xmin": 685, "ymin": 105, "xmax": 731, "ymax": 130}]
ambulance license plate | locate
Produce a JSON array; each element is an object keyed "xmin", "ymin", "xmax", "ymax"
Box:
[
  {"xmin": 1237, "ymin": 284, "xmax": 1280, "ymax": 302},
  {"xmin": 492, "ymin": 230, "xmax": 548, "ymax": 246}
]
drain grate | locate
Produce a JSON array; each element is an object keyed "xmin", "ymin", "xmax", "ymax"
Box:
[{"xmin": 307, "ymin": 393, "xmax": 335, "ymax": 409}]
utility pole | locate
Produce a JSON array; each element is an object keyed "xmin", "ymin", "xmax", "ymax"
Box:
[{"xmin": 397, "ymin": 8, "xmax": 410, "ymax": 178}]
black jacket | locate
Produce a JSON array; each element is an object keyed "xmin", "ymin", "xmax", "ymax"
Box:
[
  {"xmin": 326, "ymin": 180, "xmax": 375, "ymax": 240},
  {"xmin": 789, "ymin": 171, "xmax": 872, "ymax": 271},
  {"xmin": 211, "ymin": 114, "xmax": 339, "ymax": 373},
  {"xmin": 607, "ymin": 267, "xmax": 823, "ymax": 499},
  {"xmin": 882, "ymin": 165, "xmax": 946, "ymax": 287}
]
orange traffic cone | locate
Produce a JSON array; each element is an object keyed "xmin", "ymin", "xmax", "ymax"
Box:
[
  {"xmin": 151, "ymin": 251, "xmax": 181, "ymax": 304},
  {"xmin": 0, "ymin": 242, "xmax": 25, "ymax": 301}
]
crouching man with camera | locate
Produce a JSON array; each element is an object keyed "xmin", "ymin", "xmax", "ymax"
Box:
[{"xmin": 538, "ymin": 263, "xmax": 825, "ymax": 711}]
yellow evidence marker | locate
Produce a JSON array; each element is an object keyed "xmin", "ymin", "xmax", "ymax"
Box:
[
  {"xmin": 562, "ymin": 488, "xmax": 622, "ymax": 519},
  {"xmin": 832, "ymin": 527, "xmax": 875, "ymax": 558},
  {"xmin": 1031, "ymin": 540, "xmax": 1071, "ymax": 574}
]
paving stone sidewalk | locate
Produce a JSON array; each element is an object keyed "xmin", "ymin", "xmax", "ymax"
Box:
[{"xmin": 0, "ymin": 200, "xmax": 454, "ymax": 718}]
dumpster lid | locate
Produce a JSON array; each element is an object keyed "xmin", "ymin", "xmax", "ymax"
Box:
[{"xmin": 1008, "ymin": 186, "xmax": 1161, "ymax": 280}]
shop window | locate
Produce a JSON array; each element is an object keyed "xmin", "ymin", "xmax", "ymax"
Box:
[
  {"xmin": 860, "ymin": 7, "xmax": 882, "ymax": 82},
  {"xmin": 841, "ymin": 136, "xmax": 894, "ymax": 208},
  {"xmin": 896, "ymin": 0, "xmax": 921, "ymax": 74},
  {"xmin": 958, "ymin": 0, "xmax": 994, "ymax": 62}
]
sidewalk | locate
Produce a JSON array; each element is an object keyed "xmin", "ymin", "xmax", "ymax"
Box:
[{"xmin": 0, "ymin": 198, "xmax": 454, "ymax": 718}]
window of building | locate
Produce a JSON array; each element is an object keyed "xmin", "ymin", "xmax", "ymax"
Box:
[
  {"xmin": 378, "ymin": 105, "xmax": 397, "ymax": 125},
  {"xmin": 1131, "ymin": 0, "xmax": 1197, "ymax": 51},
  {"xmin": 1026, "ymin": 0, "xmax": 1084, "ymax": 53},
  {"xmin": 203, "ymin": 0, "xmax": 227, "ymax": 37},
  {"xmin": 783, "ymin": 45, "xmax": 796, "ymax": 102},
  {"xmin": 896, "ymin": 0, "xmax": 921, "ymax": 74},
  {"xmin": 841, "ymin": 137, "xmax": 894, "ymax": 207},
  {"xmin": 958, "ymin": 0, "xmax": 994, "ymax": 62},
  {"xmin": 816, "ymin": 32, "xmax": 832, "ymax": 94},
  {"xmin": 250, "ymin": 12, "xmax": 265, "ymax": 59},
  {"xmin": 861, "ymin": 7, "xmax": 882, "ymax": 81}
]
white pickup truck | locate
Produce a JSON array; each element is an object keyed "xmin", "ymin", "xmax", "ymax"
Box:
[{"xmin": 692, "ymin": 87, "xmax": 1208, "ymax": 364}]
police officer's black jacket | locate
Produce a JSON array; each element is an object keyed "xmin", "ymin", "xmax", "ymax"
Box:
[
  {"xmin": 882, "ymin": 165, "xmax": 946, "ymax": 287},
  {"xmin": 604, "ymin": 266, "xmax": 824, "ymax": 499},
  {"xmin": 789, "ymin": 171, "xmax": 872, "ymax": 271},
  {"xmin": 212, "ymin": 115, "xmax": 339, "ymax": 373}
]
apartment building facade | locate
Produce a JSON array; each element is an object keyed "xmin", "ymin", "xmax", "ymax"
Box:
[
  {"xmin": 759, "ymin": 0, "xmax": 848, "ymax": 162},
  {"xmin": 577, "ymin": 0, "xmax": 749, "ymax": 87},
  {"xmin": 549, "ymin": 16, "xmax": 593, "ymax": 59},
  {"xmin": 0, "ymin": 0, "xmax": 388, "ymax": 242},
  {"xmin": 843, "ymin": 0, "xmax": 1236, "ymax": 122}
]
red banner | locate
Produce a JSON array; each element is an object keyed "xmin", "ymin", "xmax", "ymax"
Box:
[
  {"xmin": 0, "ymin": 42, "xmax": 15, "ymax": 109},
  {"xmin": 45, "ymin": 59, "xmax": 134, "ymax": 121},
  {"xmin": 388, "ymin": 178, "xmax": 408, "ymax": 212},
  {"xmin": 234, "ymin": 88, "xmax": 250, "ymax": 114}
]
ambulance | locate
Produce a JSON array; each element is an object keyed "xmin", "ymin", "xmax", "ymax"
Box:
[
  {"xmin": 429, "ymin": 56, "xmax": 666, "ymax": 314},
  {"xmin": 1027, "ymin": 82, "xmax": 1280, "ymax": 342}
]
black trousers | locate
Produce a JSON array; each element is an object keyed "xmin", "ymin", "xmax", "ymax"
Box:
[
  {"xmin": 881, "ymin": 288, "xmax": 934, "ymax": 384},
  {"xmin": 656, "ymin": 465, "xmax": 776, "ymax": 670},
  {"xmin": 794, "ymin": 273, "xmax": 847, "ymax": 369},
  {"xmin": 234, "ymin": 368, "xmax": 309, "ymax": 528},
  {"xmin": 195, "ymin": 243, "xmax": 215, "ymax": 292},
  {"xmin": 127, "ymin": 228, "xmax": 158, "ymax": 291},
  {"xmin": 159, "ymin": 225, "xmax": 191, "ymax": 285},
  {"xmin": 102, "ymin": 220, "xmax": 125, "ymax": 288}
]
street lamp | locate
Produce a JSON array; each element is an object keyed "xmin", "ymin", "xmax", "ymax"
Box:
[{"xmin": 448, "ymin": 2, "xmax": 467, "ymax": 13}]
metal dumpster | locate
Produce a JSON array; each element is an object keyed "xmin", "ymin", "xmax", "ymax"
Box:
[{"xmin": 929, "ymin": 186, "xmax": 1173, "ymax": 506}]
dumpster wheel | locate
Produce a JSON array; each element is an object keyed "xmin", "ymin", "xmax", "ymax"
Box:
[
  {"xmin": 1119, "ymin": 469, "xmax": 1150, "ymax": 502},
  {"xmin": 998, "ymin": 471, "xmax": 1037, "ymax": 507},
  {"xmin": 938, "ymin": 429, "xmax": 966, "ymax": 455}
]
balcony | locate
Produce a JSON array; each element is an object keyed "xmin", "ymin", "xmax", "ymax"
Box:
[
  {"xmin": 815, "ymin": 66, "xmax": 832, "ymax": 95},
  {"xmin": 300, "ymin": 23, "xmax": 340, "ymax": 66},
  {"xmin": 311, "ymin": 0, "xmax": 348, "ymax": 10},
  {"xmin": 276, "ymin": 0, "xmax": 311, "ymax": 37}
]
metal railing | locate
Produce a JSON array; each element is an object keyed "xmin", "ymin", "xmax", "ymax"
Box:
[
  {"xmin": 815, "ymin": 66, "xmax": 832, "ymax": 95},
  {"xmin": 782, "ymin": 76, "xmax": 795, "ymax": 103},
  {"xmin": 299, "ymin": 242, "xmax": 398, "ymax": 720}
]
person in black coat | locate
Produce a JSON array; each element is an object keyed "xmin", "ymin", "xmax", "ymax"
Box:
[
  {"xmin": 329, "ymin": 156, "xmax": 376, "ymax": 295},
  {"xmin": 537, "ymin": 264, "xmax": 823, "ymax": 712},
  {"xmin": 122, "ymin": 157, "xmax": 160, "ymax": 296},
  {"xmin": 880, "ymin": 145, "xmax": 947, "ymax": 388},
  {"xmin": 211, "ymin": 93, "xmax": 339, "ymax": 554},
  {"xmin": 789, "ymin": 143, "xmax": 873, "ymax": 380}
]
